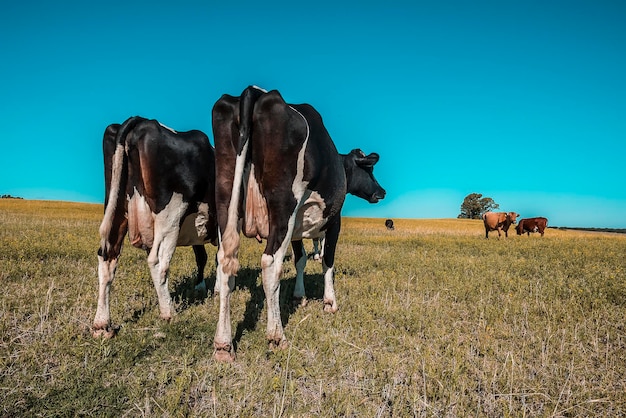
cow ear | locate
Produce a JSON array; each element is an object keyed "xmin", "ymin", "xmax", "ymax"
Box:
[{"xmin": 355, "ymin": 152, "xmax": 380, "ymax": 167}]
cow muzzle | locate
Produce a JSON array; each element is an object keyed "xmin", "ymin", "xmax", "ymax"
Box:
[{"xmin": 369, "ymin": 189, "xmax": 386, "ymax": 203}]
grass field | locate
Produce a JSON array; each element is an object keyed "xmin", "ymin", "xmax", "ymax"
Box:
[{"xmin": 1, "ymin": 199, "xmax": 625, "ymax": 416}]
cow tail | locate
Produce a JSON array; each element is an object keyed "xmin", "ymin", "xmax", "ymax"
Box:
[
  {"xmin": 237, "ymin": 85, "xmax": 265, "ymax": 153},
  {"xmin": 219, "ymin": 86, "xmax": 266, "ymax": 276},
  {"xmin": 98, "ymin": 116, "xmax": 141, "ymax": 255}
]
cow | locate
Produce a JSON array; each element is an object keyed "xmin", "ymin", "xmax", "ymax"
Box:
[
  {"xmin": 93, "ymin": 116, "xmax": 218, "ymax": 338},
  {"xmin": 211, "ymin": 86, "xmax": 386, "ymax": 361},
  {"xmin": 516, "ymin": 217, "xmax": 548, "ymax": 237},
  {"xmin": 482, "ymin": 211, "xmax": 519, "ymax": 239},
  {"xmin": 385, "ymin": 219, "xmax": 395, "ymax": 230}
]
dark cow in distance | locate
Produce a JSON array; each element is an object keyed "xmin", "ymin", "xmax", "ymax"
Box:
[
  {"xmin": 93, "ymin": 116, "xmax": 218, "ymax": 338},
  {"xmin": 212, "ymin": 86, "xmax": 386, "ymax": 361},
  {"xmin": 385, "ymin": 219, "xmax": 395, "ymax": 230},
  {"xmin": 516, "ymin": 217, "xmax": 548, "ymax": 237},
  {"xmin": 482, "ymin": 211, "xmax": 519, "ymax": 239}
]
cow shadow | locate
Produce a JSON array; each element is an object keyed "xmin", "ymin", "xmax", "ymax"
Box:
[
  {"xmin": 171, "ymin": 266, "xmax": 265, "ymax": 350},
  {"xmin": 231, "ymin": 269, "xmax": 326, "ymax": 351},
  {"xmin": 169, "ymin": 266, "xmax": 325, "ymax": 350},
  {"xmin": 231, "ymin": 267, "xmax": 263, "ymax": 349},
  {"xmin": 171, "ymin": 272, "xmax": 213, "ymax": 309}
]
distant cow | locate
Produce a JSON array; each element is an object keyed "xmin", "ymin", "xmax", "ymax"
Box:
[
  {"xmin": 482, "ymin": 211, "xmax": 519, "ymax": 238},
  {"xmin": 211, "ymin": 86, "xmax": 386, "ymax": 361},
  {"xmin": 93, "ymin": 116, "xmax": 218, "ymax": 338},
  {"xmin": 385, "ymin": 219, "xmax": 395, "ymax": 230},
  {"xmin": 516, "ymin": 217, "xmax": 548, "ymax": 236}
]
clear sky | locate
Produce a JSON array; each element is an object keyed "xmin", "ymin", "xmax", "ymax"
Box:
[{"xmin": 1, "ymin": 1, "xmax": 625, "ymax": 228}]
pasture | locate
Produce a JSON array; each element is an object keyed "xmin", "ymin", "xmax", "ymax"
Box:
[{"xmin": 1, "ymin": 200, "xmax": 625, "ymax": 416}]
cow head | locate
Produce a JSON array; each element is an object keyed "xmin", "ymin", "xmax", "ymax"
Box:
[
  {"xmin": 507, "ymin": 212, "xmax": 519, "ymax": 224},
  {"xmin": 344, "ymin": 149, "xmax": 386, "ymax": 203}
]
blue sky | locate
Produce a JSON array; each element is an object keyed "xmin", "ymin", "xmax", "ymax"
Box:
[{"xmin": 1, "ymin": 1, "xmax": 625, "ymax": 228}]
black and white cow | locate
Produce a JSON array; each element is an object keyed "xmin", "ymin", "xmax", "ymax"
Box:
[
  {"xmin": 93, "ymin": 116, "xmax": 218, "ymax": 338},
  {"xmin": 211, "ymin": 86, "xmax": 386, "ymax": 361}
]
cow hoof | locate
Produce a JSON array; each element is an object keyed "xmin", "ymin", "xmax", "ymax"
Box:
[
  {"xmin": 160, "ymin": 314, "xmax": 173, "ymax": 323},
  {"xmin": 92, "ymin": 324, "xmax": 119, "ymax": 339},
  {"xmin": 323, "ymin": 302, "xmax": 338, "ymax": 313},
  {"xmin": 292, "ymin": 296, "xmax": 308, "ymax": 308},
  {"xmin": 213, "ymin": 344, "xmax": 235, "ymax": 362},
  {"xmin": 268, "ymin": 338, "xmax": 289, "ymax": 350}
]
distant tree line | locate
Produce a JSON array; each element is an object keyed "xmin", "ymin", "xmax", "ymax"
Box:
[
  {"xmin": 1, "ymin": 195, "xmax": 23, "ymax": 199},
  {"xmin": 457, "ymin": 193, "xmax": 499, "ymax": 219}
]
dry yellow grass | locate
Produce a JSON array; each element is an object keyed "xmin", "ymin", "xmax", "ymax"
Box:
[{"xmin": 1, "ymin": 200, "xmax": 625, "ymax": 416}]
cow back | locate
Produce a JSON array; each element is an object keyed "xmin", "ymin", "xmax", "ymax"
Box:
[{"xmin": 483, "ymin": 212, "xmax": 506, "ymax": 229}]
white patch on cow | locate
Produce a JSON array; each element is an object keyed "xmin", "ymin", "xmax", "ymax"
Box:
[
  {"xmin": 323, "ymin": 264, "xmax": 338, "ymax": 312},
  {"xmin": 99, "ymin": 142, "xmax": 125, "ymax": 252},
  {"xmin": 289, "ymin": 105, "xmax": 310, "ymax": 201},
  {"xmin": 147, "ymin": 192, "xmax": 189, "ymax": 319},
  {"xmin": 196, "ymin": 202, "xmax": 209, "ymax": 236},
  {"xmin": 293, "ymin": 191, "xmax": 327, "ymax": 240},
  {"xmin": 178, "ymin": 202, "xmax": 210, "ymax": 246},
  {"xmin": 158, "ymin": 122, "xmax": 177, "ymax": 133},
  {"xmin": 153, "ymin": 192, "xmax": 188, "ymax": 241},
  {"xmin": 252, "ymin": 85, "xmax": 268, "ymax": 93}
]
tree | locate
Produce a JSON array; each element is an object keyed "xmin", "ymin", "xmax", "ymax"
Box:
[{"xmin": 458, "ymin": 193, "xmax": 499, "ymax": 219}]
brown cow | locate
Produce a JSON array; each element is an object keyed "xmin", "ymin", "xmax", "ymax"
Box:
[
  {"xmin": 516, "ymin": 217, "xmax": 548, "ymax": 236},
  {"xmin": 482, "ymin": 211, "xmax": 519, "ymax": 238}
]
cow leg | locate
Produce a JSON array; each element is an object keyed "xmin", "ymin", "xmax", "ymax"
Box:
[
  {"xmin": 262, "ymin": 249, "xmax": 288, "ymax": 349},
  {"xmin": 262, "ymin": 197, "xmax": 301, "ymax": 349},
  {"xmin": 321, "ymin": 218, "xmax": 340, "ymax": 313},
  {"xmin": 192, "ymin": 244, "xmax": 208, "ymax": 292},
  {"xmin": 213, "ymin": 250, "xmax": 236, "ymax": 362},
  {"xmin": 312, "ymin": 237, "xmax": 322, "ymax": 262},
  {"xmin": 93, "ymin": 215, "xmax": 127, "ymax": 338},
  {"xmin": 147, "ymin": 228, "xmax": 179, "ymax": 322},
  {"xmin": 292, "ymin": 240, "xmax": 308, "ymax": 307},
  {"xmin": 93, "ymin": 254, "xmax": 120, "ymax": 338}
]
